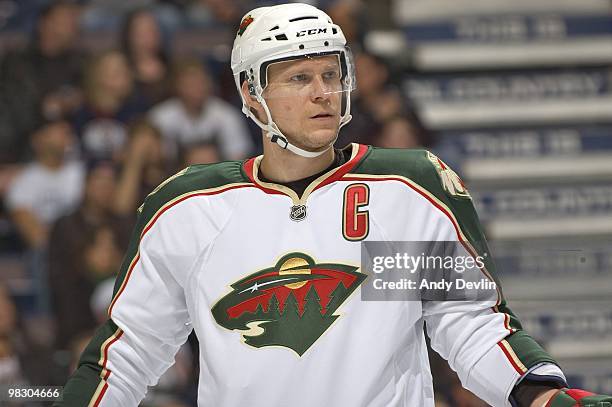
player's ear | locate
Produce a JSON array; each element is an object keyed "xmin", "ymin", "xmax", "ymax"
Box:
[
  {"xmin": 241, "ymin": 80, "xmax": 268, "ymax": 124},
  {"xmin": 241, "ymin": 80, "xmax": 262, "ymax": 111}
]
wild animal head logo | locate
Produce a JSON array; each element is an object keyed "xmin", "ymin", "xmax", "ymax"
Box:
[
  {"xmin": 237, "ymin": 15, "xmax": 254, "ymax": 37},
  {"xmin": 211, "ymin": 253, "xmax": 366, "ymax": 356}
]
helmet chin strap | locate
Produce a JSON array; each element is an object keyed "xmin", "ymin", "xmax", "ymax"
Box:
[
  {"xmin": 268, "ymin": 132, "xmax": 334, "ymax": 158},
  {"xmin": 247, "ymin": 96, "xmax": 338, "ymax": 158},
  {"xmin": 244, "ymin": 86, "xmax": 353, "ymax": 159},
  {"xmin": 265, "ymin": 111, "xmax": 353, "ymax": 158}
]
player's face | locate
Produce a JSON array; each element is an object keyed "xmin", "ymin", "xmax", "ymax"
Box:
[{"xmin": 263, "ymin": 55, "xmax": 343, "ymax": 151}]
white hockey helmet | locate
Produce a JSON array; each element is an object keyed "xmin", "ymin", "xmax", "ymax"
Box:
[{"xmin": 231, "ymin": 3, "xmax": 355, "ymax": 158}]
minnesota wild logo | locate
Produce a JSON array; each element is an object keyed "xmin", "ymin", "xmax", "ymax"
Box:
[
  {"xmin": 211, "ymin": 253, "xmax": 366, "ymax": 356},
  {"xmin": 237, "ymin": 15, "xmax": 254, "ymax": 37}
]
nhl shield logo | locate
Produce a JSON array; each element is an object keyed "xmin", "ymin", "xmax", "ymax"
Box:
[
  {"xmin": 290, "ymin": 205, "xmax": 307, "ymax": 221},
  {"xmin": 211, "ymin": 253, "xmax": 366, "ymax": 356}
]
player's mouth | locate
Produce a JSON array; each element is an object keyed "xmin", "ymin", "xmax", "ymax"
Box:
[{"xmin": 310, "ymin": 113, "xmax": 335, "ymax": 120}]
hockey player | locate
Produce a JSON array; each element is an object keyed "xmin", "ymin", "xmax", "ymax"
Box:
[{"xmin": 57, "ymin": 4, "xmax": 611, "ymax": 407}]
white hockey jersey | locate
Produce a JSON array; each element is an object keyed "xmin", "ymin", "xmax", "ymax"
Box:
[{"xmin": 57, "ymin": 143, "xmax": 565, "ymax": 407}]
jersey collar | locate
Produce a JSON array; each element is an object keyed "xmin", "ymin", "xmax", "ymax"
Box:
[{"xmin": 243, "ymin": 143, "xmax": 369, "ymax": 204}]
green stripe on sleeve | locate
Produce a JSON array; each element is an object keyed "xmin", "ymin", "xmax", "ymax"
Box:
[{"xmin": 53, "ymin": 319, "xmax": 119, "ymax": 406}]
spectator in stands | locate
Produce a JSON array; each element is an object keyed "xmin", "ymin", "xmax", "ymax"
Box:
[
  {"xmin": 0, "ymin": 284, "xmax": 25, "ymax": 386},
  {"xmin": 4, "ymin": 121, "xmax": 84, "ymax": 250},
  {"xmin": 80, "ymin": 0, "xmax": 182, "ymax": 33},
  {"xmin": 376, "ymin": 113, "xmax": 432, "ymax": 149},
  {"xmin": 113, "ymin": 120, "xmax": 170, "ymax": 216},
  {"xmin": 355, "ymin": 52, "xmax": 406, "ymax": 121},
  {"xmin": 184, "ymin": 0, "xmax": 244, "ymax": 29},
  {"xmin": 72, "ymin": 50, "xmax": 147, "ymax": 161},
  {"xmin": 337, "ymin": 51, "xmax": 407, "ymax": 147},
  {"xmin": 150, "ymin": 58, "xmax": 253, "ymax": 161},
  {"xmin": 325, "ymin": 0, "xmax": 367, "ymax": 47},
  {"xmin": 0, "ymin": 1, "xmax": 84, "ymax": 164},
  {"xmin": 180, "ymin": 139, "xmax": 222, "ymax": 167},
  {"xmin": 90, "ymin": 278, "xmax": 117, "ymax": 325},
  {"xmin": 120, "ymin": 8, "xmax": 171, "ymax": 108},
  {"xmin": 0, "ymin": 166, "xmax": 22, "ymax": 205},
  {"xmin": 48, "ymin": 160, "xmax": 129, "ymax": 349},
  {"xmin": 0, "ymin": 283, "xmax": 55, "ymax": 386}
]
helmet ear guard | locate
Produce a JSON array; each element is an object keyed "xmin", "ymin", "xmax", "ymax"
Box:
[{"xmin": 239, "ymin": 71, "xmax": 258, "ymax": 98}]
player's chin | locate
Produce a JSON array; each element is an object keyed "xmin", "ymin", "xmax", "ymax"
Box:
[{"xmin": 305, "ymin": 127, "xmax": 338, "ymax": 149}]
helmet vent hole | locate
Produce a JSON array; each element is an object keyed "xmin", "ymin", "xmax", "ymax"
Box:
[
  {"xmin": 261, "ymin": 37, "xmax": 272, "ymax": 41},
  {"xmin": 269, "ymin": 25, "xmax": 279, "ymax": 31},
  {"xmin": 324, "ymin": 41, "xmax": 329, "ymax": 46},
  {"xmin": 332, "ymin": 27, "xmax": 337, "ymax": 34},
  {"xmin": 275, "ymin": 34, "xmax": 288, "ymax": 40},
  {"xmin": 289, "ymin": 16, "xmax": 318, "ymax": 22},
  {"xmin": 299, "ymin": 44, "xmax": 305, "ymax": 49}
]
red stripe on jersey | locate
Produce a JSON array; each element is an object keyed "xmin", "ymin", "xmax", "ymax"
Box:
[
  {"xmin": 497, "ymin": 342, "xmax": 525, "ymax": 375},
  {"xmin": 93, "ymin": 382, "xmax": 108, "ymax": 407},
  {"xmin": 94, "ymin": 329, "xmax": 124, "ymax": 407},
  {"xmin": 243, "ymin": 144, "xmax": 370, "ymax": 197},
  {"xmin": 501, "ymin": 311, "xmax": 509, "ymax": 332},
  {"xmin": 102, "ymin": 330, "xmax": 124, "ymax": 380},
  {"xmin": 108, "ymin": 253, "xmax": 139, "ymax": 317},
  {"xmin": 313, "ymin": 144, "xmax": 369, "ymax": 192},
  {"xmin": 108, "ymin": 184, "xmax": 255, "ymax": 317},
  {"xmin": 243, "ymin": 157, "xmax": 286, "ymax": 196}
]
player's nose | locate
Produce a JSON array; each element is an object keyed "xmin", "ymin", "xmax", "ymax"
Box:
[{"xmin": 309, "ymin": 75, "xmax": 332, "ymax": 101}]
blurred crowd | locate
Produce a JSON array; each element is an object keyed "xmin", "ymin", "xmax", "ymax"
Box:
[{"xmin": 0, "ymin": 1, "xmax": 455, "ymax": 406}]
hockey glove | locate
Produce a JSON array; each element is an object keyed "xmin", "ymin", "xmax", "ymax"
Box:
[{"xmin": 545, "ymin": 388, "xmax": 612, "ymax": 407}]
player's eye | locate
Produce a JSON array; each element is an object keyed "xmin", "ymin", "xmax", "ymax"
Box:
[
  {"xmin": 290, "ymin": 73, "xmax": 309, "ymax": 83},
  {"xmin": 322, "ymin": 70, "xmax": 340, "ymax": 80}
]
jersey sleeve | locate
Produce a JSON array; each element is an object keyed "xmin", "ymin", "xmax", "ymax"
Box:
[
  {"xmin": 414, "ymin": 151, "xmax": 565, "ymax": 407},
  {"xmin": 51, "ymin": 161, "xmax": 250, "ymax": 406},
  {"xmin": 55, "ymin": 197, "xmax": 198, "ymax": 406}
]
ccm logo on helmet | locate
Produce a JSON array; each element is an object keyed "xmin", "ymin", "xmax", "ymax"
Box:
[{"xmin": 296, "ymin": 28, "xmax": 327, "ymax": 37}]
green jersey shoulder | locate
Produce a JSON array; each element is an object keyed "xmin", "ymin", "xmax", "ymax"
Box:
[
  {"xmin": 352, "ymin": 147, "xmax": 471, "ymax": 201},
  {"xmin": 138, "ymin": 160, "xmax": 249, "ymax": 219}
]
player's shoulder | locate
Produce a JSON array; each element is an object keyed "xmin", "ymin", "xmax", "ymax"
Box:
[
  {"xmin": 353, "ymin": 146, "xmax": 470, "ymax": 200},
  {"xmin": 137, "ymin": 159, "xmax": 250, "ymax": 217},
  {"xmin": 356, "ymin": 146, "xmax": 432, "ymax": 173}
]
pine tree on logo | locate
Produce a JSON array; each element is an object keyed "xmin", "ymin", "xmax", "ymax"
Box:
[
  {"xmin": 305, "ymin": 285, "xmax": 322, "ymax": 314},
  {"xmin": 268, "ymin": 294, "xmax": 281, "ymax": 320},
  {"xmin": 302, "ymin": 285, "xmax": 335, "ymax": 335},
  {"xmin": 325, "ymin": 281, "xmax": 349, "ymax": 316},
  {"xmin": 252, "ymin": 302, "xmax": 265, "ymax": 320},
  {"xmin": 282, "ymin": 292, "xmax": 301, "ymax": 324}
]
